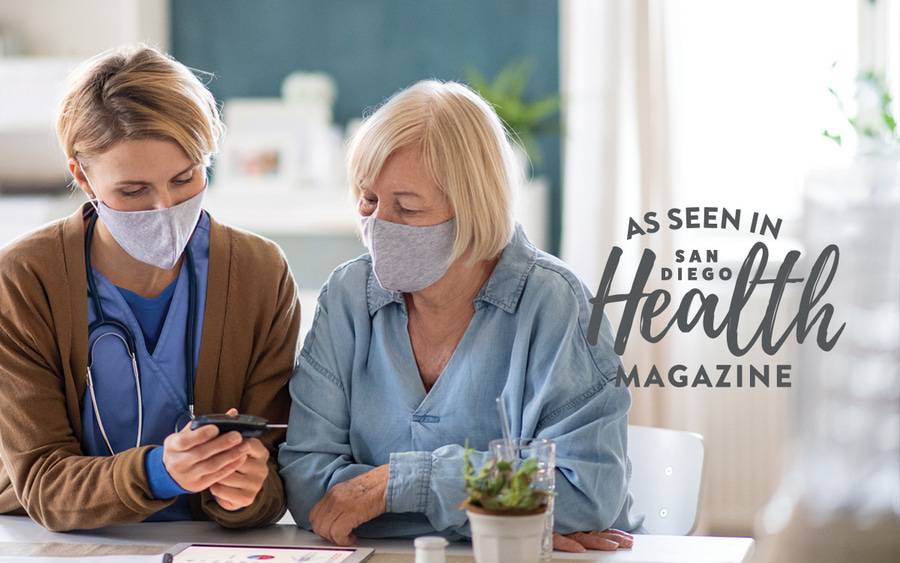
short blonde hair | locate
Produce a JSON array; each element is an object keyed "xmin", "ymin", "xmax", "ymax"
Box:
[
  {"xmin": 56, "ymin": 44, "xmax": 224, "ymax": 166},
  {"xmin": 347, "ymin": 80, "xmax": 519, "ymax": 264}
]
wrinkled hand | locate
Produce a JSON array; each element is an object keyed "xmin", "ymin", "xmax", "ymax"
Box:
[
  {"xmin": 553, "ymin": 529, "xmax": 634, "ymax": 552},
  {"xmin": 162, "ymin": 411, "xmax": 249, "ymax": 493},
  {"xmin": 309, "ymin": 465, "xmax": 389, "ymax": 546}
]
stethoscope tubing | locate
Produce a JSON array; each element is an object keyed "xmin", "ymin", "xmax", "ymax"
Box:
[{"xmin": 84, "ymin": 210, "xmax": 199, "ymax": 454}]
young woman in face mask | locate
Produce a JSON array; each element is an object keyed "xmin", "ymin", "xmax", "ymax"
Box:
[
  {"xmin": 0, "ymin": 45, "xmax": 300, "ymax": 531},
  {"xmin": 279, "ymin": 81, "xmax": 643, "ymax": 552}
]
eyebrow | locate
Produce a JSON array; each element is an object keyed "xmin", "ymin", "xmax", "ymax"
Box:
[{"xmin": 114, "ymin": 164, "xmax": 195, "ymax": 186}]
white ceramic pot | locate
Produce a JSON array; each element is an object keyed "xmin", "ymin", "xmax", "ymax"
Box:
[{"xmin": 466, "ymin": 507, "xmax": 547, "ymax": 563}]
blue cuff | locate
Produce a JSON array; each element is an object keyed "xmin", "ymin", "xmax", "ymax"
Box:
[
  {"xmin": 145, "ymin": 446, "xmax": 190, "ymax": 500},
  {"xmin": 387, "ymin": 451, "xmax": 432, "ymax": 513}
]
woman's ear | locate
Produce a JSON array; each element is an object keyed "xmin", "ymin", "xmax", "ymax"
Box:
[{"xmin": 67, "ymin": 157, "xmax": 94, "ymax": 198}]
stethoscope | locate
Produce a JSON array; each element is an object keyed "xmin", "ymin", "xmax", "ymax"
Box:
[{"xmin": 84, "ymin": 209, "xmax": 198, "ymax": 455}]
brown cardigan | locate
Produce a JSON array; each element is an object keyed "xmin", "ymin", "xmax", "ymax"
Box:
[{"xmin": 0, "ymin": 204, "xmax": 301, "ymax": 531}]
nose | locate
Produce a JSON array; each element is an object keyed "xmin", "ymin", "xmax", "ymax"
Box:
[{"xmin": 152, "ymin": 188, "xmax": 175, "ymax": 210}]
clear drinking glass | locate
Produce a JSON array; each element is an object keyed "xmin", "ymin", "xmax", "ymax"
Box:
[{"xmin": 489, "ymin": 438, "xmax": 556, "ymax": 563}]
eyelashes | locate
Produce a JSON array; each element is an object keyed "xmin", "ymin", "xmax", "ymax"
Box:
[
  {"xmin": 359, "ymin": 197, "xmax": 419, "ymax": 214},
  {"xmin": 120, "ymin": 175, "xmax": 195, "ymax": 197},
  {"xmin": 121, "ymin": 187, "xmax": 148, "ymax": 197}
]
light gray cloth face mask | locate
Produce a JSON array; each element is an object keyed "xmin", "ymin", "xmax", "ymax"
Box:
[
  {"xmin": 81, "ymin": 166, "xmax": 205, "ymax": 270},
  {"xmin": 361, "ymin": 216, "xmax": 457, "ymax": 293}
]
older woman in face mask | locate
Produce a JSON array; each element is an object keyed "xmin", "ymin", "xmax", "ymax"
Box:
[
  {"xmin": 0, "ymin": 45, "xmax": 300, "ymax": 531},
  {"xmin": 279, "ymin": 81, "xmax": 642, "ymax": 552}
]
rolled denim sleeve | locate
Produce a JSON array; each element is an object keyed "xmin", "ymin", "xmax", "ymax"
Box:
[
  {"xmin": 386, "ymin": 451, "xmax": 431, "ymax": 513},
  {"xmin": 383, "ymin": 384, "xmax": 635, "ymax": 536},
  {"xmin": 386, "ymin": 446, "xmax": 491, "ymax": 532}
]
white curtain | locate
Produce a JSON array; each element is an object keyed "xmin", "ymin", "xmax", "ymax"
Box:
[
  {"xmin": 559, "ymin": 1, "xmax": 796, "ymax": 536},
  {"xmin": 559, "ymin": 0, "xmax": 674, "ymax": 428}
]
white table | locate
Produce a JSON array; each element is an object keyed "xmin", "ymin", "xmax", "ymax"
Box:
[{"xmin": 0, "ymin": 515, "xmax": 754, "ymax": 562}]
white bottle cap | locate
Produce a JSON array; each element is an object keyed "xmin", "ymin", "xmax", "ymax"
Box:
[{"xmin": 415, "ymin": 535, "xmax": 449, "ymax": 550}]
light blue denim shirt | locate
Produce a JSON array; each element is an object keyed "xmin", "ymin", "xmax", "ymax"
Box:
[{"xmin": 279, "ymin": 225, "xmax": 643, "ymax": 539}]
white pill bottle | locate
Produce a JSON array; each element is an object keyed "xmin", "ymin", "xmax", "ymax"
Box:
[{"xmin": 415, "ymin": 536, "xmax": 449, "ymax": 563}]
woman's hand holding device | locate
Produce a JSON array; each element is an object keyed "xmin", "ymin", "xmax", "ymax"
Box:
[
  {"xmin": 162, "ymin": 408, "xmax": 270, "ymax": 510},
  {"xmin": 206, "ymin": 408, "xmax": 270, "ymax": 511},
  {"xmin": 162, "ymin": 417, "xmax": 250, "ymax": 493}
]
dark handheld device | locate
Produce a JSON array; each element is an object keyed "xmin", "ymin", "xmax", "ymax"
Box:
[{"xmin": 190, "ymin": 414, "xmax": 287, "ymax": 438}]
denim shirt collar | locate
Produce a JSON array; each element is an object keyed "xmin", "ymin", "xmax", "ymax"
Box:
[{"xmin": 366, "ymin": 223, "xmax": 537, "ymax": 316}]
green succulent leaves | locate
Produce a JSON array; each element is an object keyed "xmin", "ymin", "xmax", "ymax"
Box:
[{"xmin": 462, "ymin": 442, "xmax": 547, "ymax": 513}]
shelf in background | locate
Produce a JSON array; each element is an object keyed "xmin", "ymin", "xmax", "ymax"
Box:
[
  {"xmin": 204, "ymin": 187, "xmax": 359, "ymax": 236},
  {"xmin": 0, "ymin": 194, "xmax": 82, "ymax": 248}
]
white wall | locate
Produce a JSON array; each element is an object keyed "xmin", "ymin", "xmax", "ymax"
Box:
[{"xmin": 0, "ymin": 0, "xmax": 168, "ymax": 56}]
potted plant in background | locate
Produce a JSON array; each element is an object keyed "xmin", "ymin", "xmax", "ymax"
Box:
[
  {"xmin": 465, "ymin": 59, "xmax": 559, "ymax": 250},
  {"xmin": 465, "ymin": 59, "xmax": 560, "ymax": 171},
  {"xmin": 461, "ymin": 445, "xmax": 550, "ymax": 563},
  {"xmin": 822, "ymin": 68, "xmax": 899, "ymax": 192}
]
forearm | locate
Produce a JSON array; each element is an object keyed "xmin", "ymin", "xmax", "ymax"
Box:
[
  {"xmin": 279, "ymin": 450, "xmax": 375, "ymax": 529},
  {"xmin": 0, "ymin": 301, "xmax": 172, "ymax": 530},
  {"xmin": 10, "ymin": 446, "xmax": 172, "ymax": 531}
]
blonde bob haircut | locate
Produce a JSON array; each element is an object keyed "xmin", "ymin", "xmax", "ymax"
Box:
[
  {"xmin": 347, "ymin": 80, "xmax": 520, "ymax": 264},
  {"xmin": 56, "ymin": 44, "xmax": 224, "ymax": 167}
]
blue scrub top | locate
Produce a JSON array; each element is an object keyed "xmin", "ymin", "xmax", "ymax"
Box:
[
  {"xmin": 81, "ymin": 212, "xmax": 210, "ymax": 521},
  {"xmin": 117, "ymin": 279, "xmax": 178, "ymax": 355}
]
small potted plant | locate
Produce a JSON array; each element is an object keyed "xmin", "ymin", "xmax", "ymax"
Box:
[
  {"xmin": 461, "ymin": 445, "xmax": 550, "ymax": 563},
  {"xmin": 822, "ymin": 67, "xmax": 899, "ymax": 193}
]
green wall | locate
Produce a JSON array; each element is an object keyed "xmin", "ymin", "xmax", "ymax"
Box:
[{"xmin": 171, "ymin": 0, "xmax": 560, "ymax": 253}]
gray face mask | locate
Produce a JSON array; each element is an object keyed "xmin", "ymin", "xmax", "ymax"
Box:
[
  {"xmin": 361, "ymin": 216, "xmax": 457, "ymax": 293},
  {"xmin": 81, "ymin": 165, "xmax": 205, "ymax": 270}
]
